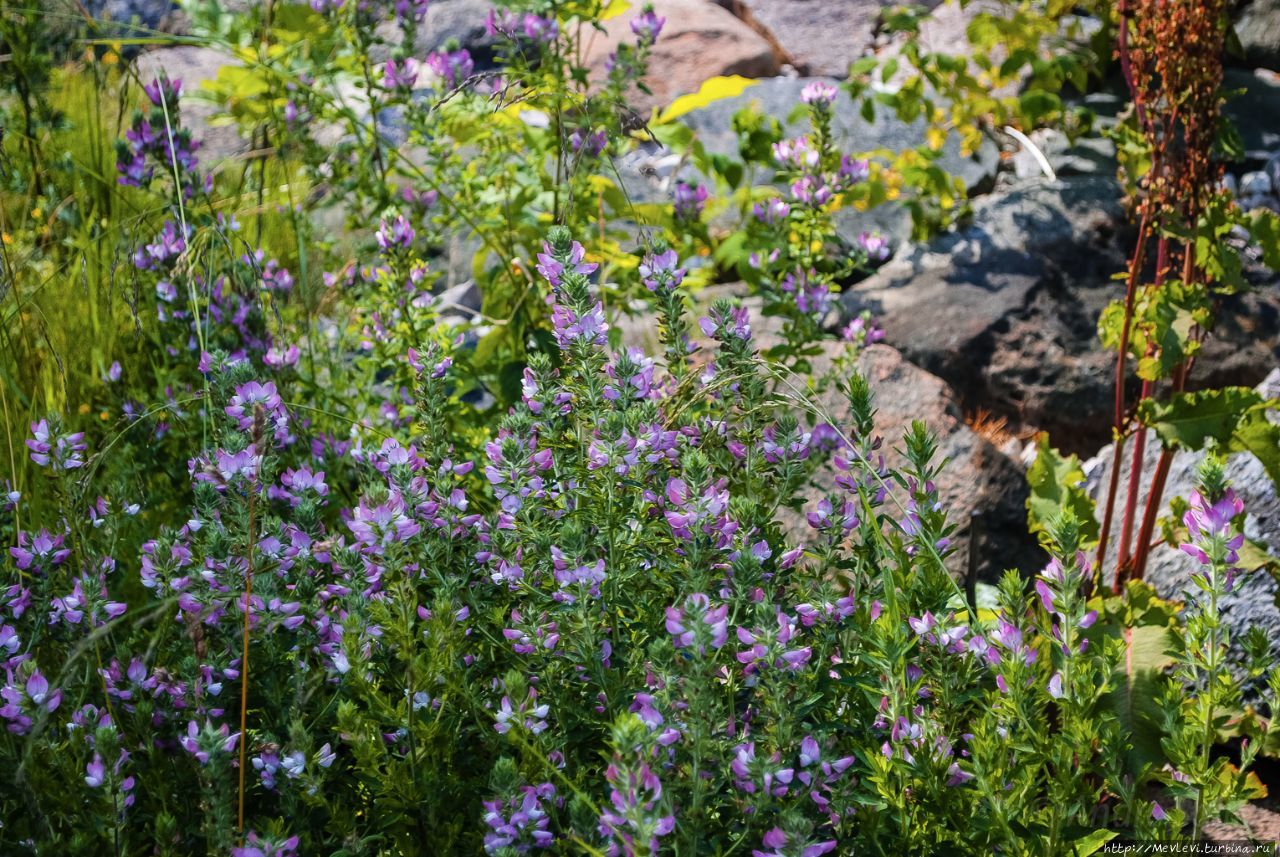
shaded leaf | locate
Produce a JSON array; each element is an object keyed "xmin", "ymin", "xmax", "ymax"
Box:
[{"xmin": 1026, "ymin": 433, "xmax": 1099, "ymax": 548}]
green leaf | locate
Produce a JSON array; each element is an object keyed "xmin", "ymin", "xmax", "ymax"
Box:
[
  {"xmin": 1137, "ymin": 387, "xmax": 1265, "ymax": 451},
  {"xmin": 1018, "ymin": 90, "xmax": 1062, "ymax": 127},
  {"xmin": 1096, "ymin": 299, "xmax": 1127, "ymax": 352},
  {"xmin": 1249, "ymin": 208, "xmax": 1280, "ymax": 270},
  {"xmin": 1069, "ymin": 828, "xmax": 1119, "ymax": 856},
  {"xmin": 1230, "ymin": 407, "xmax": 1280, "ymax": 488},
  {"xmin": 648, "ymin": 121, "xmax": 694, "ymax": 151},
  {"xmin": 1141, "ymin": 387, "xmax": 1280, "ymax": 498},
  {"xmin": 850, "ymin": 57, "xmax": 879, "ymax": 77},
  {"xmin": 1089, "ymin": 591, "xmax": 1180, "ymax": 774},
  {"xmin": 1025, "ymin": 433, "xmax": 1100, "ymax": 548},
  {"xmin": 655, "ymin": 76, "xmax": 758, "ymax": 124}
]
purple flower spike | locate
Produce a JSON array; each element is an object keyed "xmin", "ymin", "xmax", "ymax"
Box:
[
  {"xmin": 800, "ymin": 80, "xmax": 838, "ymax": 106},
  {"xmin": 672, "ymin": 181, "xmax": 709, "ymax": 221},
  {"xmin": 630, "ymin": 6, "xmax": 665, "ymax": 46}
]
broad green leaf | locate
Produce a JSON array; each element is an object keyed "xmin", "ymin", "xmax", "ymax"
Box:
[
  {"xmin": 1070, "ymin": 829, "xmax": 1119, "ymax": 856},
  {"xmin": 1096, "ymin": 299, "xmax": 1127, "ymax": 352},
  {"xmin": 648, "ymin": 121, "xmax": 693, "ymax": 151},
  {"xmin": 1250, "ymin": 209, "xmax": 1280, "ymax": 270},
  {"xmin": 1025, "ymin": 433, "xmax": 1100, "ymax": 548},
  {"xmin": 1230, "ymin": 407, "xmax": 1280, "ymax": 488},
  {"xmin": 1018, "ymin": 90, "xmax": 1062, "ymax": 126},
  {"xmin": 656, "ymin": 76, "xmax": 758, "ymax": 125},
  {"xmin": 1096, "ymin": 620, "xmax": 1178, "ymax": 773},
  {"xmin": 1137, "ymin": 387, "xmax": 1265, "ymax": 451},
  {"xmin": 1140, "ymin": 389, "xmax": 1280, "ymax": 492}
]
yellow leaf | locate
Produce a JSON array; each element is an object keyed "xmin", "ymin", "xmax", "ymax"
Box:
[
  {"xmin": 599, "ymin": 0, "xmax": 631, "ymax": 21},
  {"xmin": 656, "ymin": 76, "xmax": 758, "ymax": 125}
]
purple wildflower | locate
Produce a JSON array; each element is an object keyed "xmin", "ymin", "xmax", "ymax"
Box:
[
  {"xmin": 638, "ymin": 249, "xmax": 685, "ymax": 292},
  {"xmin": 426, "ymin": 49, "xmax": 475, "ymax": 88},
  {"xmin": 858, "ymin": 231, "xmax": 890, "ymax": 262},
  {"xmin": 376, "ymin": 214, "xmax": 416, "ymax": 251},
  {"xmin": 666, "ymin": 594, "xmax": 730, "ymax": 655},
  {"xmin": 672, "ymin": 182, "xmax": 708, "ymax": 221},
  {"xmin": 383, "ymin": 58, "xmax": 421, "ymax": 90},
  {"xmin": 800, "ymin": 80, "xmax": 838, "ymax": 107},
  {"xmin": 26, "ymin": 420, "xmax": 87, "ymax": 471},
  {"xmin": 752, "ymin": 197, "xmax": 791, "ymax": 225},
  {"xmin": 630, "ymin": 6, "xmax": 665, "ymax": 46},
  {"xmin": 482, "ymin": 782, "xmax": 557, "ymax": 853}
]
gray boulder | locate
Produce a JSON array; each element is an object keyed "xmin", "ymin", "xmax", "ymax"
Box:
[
  {"xmin": 1223, "ymin": 68, "xmax": 1280, "ymax": 161},
  {"xmin": 1241, "ymin": 171, "xmax": 1274, "ymax": 197},
  {"xmin": 375, "ymin": 0, "xmax": 506, "ymax": 71},
  {"xmin": 1009, "ymin": 127, "xmax": 1117, "ymax": 180},
  {"xmin": 1266, "ymin": 153, "xmax": 1280, "ymax": 194},
  {"xmin": 840, "ymin": 175, "xmax": 1280, "ymax": 455},
  {"xmin": 1232, "ymin": 0, "xmax": 1280, "ymax": 70},
  {"xmin": 719, "ymin": 0, "xmax": 942, "ymax": 77}
]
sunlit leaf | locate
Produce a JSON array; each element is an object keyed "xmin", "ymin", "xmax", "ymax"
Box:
[{"xmin": 656, "ymin": 76, "xmax": 758, "ymax": 125}]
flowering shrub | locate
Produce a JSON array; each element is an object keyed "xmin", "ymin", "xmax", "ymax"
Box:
[
  {"xmin": 1, "ymin": 225, "xmax": 1273, "ymax": 854},
  {"xmin": 1, "ymin": 0, "xmax": 1278, "ymax": 854}
]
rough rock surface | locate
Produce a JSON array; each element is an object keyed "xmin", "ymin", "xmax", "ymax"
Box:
[
  {"xmin": 719, "ymin": 0, "xmax": 938, "ymax": 77},
  {"xmin": 1224, "ymin": 68, "xmax": 1280, "ymax": 160},
  {"xmin": 582, "ymin": 0, "xmax": 780, "ymax": 112},
  {"xmin": 1233, "ymin": 0, "xmax": 1280, "ymax": 70},
  {"xmin": 841, "ymin": 176, "xmax": 1280, "ymax": 454},
  {"xmin": 1204, "ymin": 801, "xmax": 1280, "ymax": 848},
  {"xmin": 1008, "ymin": 127, "xmax": 1118, "ymax": 181},
  {"xmin": 1082, "ymin": 370, "xmax": 1280, "ymax": 676},
  {"xmin": 376, "ymin": 0, "xmax": 507, "ymax": 71}
]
